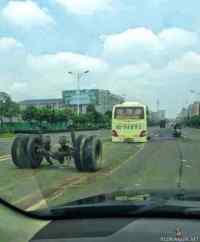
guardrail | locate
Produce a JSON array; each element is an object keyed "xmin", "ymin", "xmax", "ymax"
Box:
[
  {"xmin": 13, "ymin": 127, "xmax": 105, "ymax": 134},
  {"xmin": 0, "ymin": 123, "xmax": 111, "ymax": 134}
]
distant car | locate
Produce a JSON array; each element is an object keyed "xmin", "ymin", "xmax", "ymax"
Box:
[{"xmin": 173, "ymin": 123, "xmax": 182, "ymax": 137}]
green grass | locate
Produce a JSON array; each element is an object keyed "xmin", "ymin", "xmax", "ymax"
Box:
[{"xmin": 0, "ymin": 132, "xmax": 15, "ymax": 139}]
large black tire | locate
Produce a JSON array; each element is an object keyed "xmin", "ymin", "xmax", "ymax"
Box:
[
  {"xmin": 74, "ymin": 135, "xmax": 87, "ymax": 171},
  {"xmin": 11, "ymin": 135, "xmax": 30, "ymax": 168},
  {"xmin": 26, "ymin": 135, "xmax": 43, "ymax": 168},
  {"xmin": 82, "ymin": 136, "xmax": 103, "ymax": 172}
]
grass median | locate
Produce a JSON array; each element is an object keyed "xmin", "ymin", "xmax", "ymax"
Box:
[{"xmin": 0, "ymin": 132, "xmax": 15, "ymax": 139}]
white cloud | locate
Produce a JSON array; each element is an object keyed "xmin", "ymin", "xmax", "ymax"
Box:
[
  {"xmin": 113, "ymin": 63, "xmax": 151, "ymax": 80},
  {"xmin": 10, "ymin": 82, "xmax": 29, "ymax": 99},
  {"xmin": 0, "ymin": 37, "xmax": 26, "ymax": 74},
  {"xmin": 103, "ymin": 27, "xmax": 199, "ymax": 66},
  {"xmin": 1, "ymin": 26, "xmax": 200, "ymax": 116},
  {"xmin": 2, "ymin": 0, "xmax": 55, "ymax": 28},
  {"xmin": 0, "ymin": 37, "xmax": 23, "ymax": 51},
  {"xmin": 103, "ymin": 28, "xmax": 161, "ymax": 65},
  {"xmin": 56, "ymin": 0, "xmax": 112, "ymax": 15},
  {"xmin": 167, "ymin": 52, "xmax": 200, "ymax": 74},
  {"xmin": 159, "ymin": 28, "xmax": 198, "ymax": 50},
  {"xmin": 28, "ymin": 52, "xmax": 108, "ymax": 73},
  {"xmin": 15, "ymin": 52, "xmax": 109, "ymax": 99}
]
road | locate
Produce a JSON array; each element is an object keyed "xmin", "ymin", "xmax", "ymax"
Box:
[
  {"xmin": 0, "ymin": 138, "xmax": 12, "ymax": 156},
  {"xmin": 0, "ymin": 127, "xmax": 200, "ymax": 211}
]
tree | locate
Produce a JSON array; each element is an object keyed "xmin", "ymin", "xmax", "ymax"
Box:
[
  {"xmin": 4, "ymin": 101, "xmax": 20, "ymax": 123},
  {"xmin": 21, "ymin": 106, "xmax": 38, "ymax": 125},
  {"xmin": 146, "ymin": 106, "xmax": 152, "ymax": 126},
  {"xmin": 0, "ymin": 93, "xmax": 20, "ymax": 128},
  {"xmin": 189, "ymin": 115, "xmax": 200, "ymax": 128},
  {"xmin": 50, "ymin": 108, "xmax": 73, "ymax": 127},
  {"xmin": 63, "ymin": 108, "xmax": 73, "ymax": 122},
  {"xmin": 104, "ymin": 111, "xmax": 112, "ymax": 128},
  {"xmin": 37, "ymin": 107, "xmax": 52, "ymax": 124},
  {"xmin": 86, "ymin": 104, "xmax": 96, "ymax": 113},
  {"xmin": 105, "ymin": 110, "xmax": 112, "ymax": 118}
]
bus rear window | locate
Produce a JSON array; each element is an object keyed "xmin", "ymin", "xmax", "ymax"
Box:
[{"xmin": 114, "ymin": 107, "xmax": 144, "ymax": 119}]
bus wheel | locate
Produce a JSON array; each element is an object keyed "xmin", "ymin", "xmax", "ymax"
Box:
[
  {"xmin": 11, "ymin": 135, "xmax": 30, "ymax": 168},
  {"xmin": 82, "ymin": 136, "xmax": 103, "ymax": 172}
]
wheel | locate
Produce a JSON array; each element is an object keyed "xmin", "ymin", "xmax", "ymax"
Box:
[
  {"xmin": 74, "ymin": 135, "xmax": 87, "ymax": 171},
  {"xmin": 82, "ymin": 136, "xmax": 103, "ymax": 172},
  {"xmin": 11, "ymin": 135, "xmax": 30, "ymax": 168},
  {"xmin": 26, "ymin": 135, "xmax": 43, "ymax": 168}
]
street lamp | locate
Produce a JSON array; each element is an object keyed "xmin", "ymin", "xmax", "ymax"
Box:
[{"xmin": 68, "ymin": 70, "xmax": 90, "ymax": 115}]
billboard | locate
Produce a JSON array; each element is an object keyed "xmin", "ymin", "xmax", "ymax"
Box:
[
  {"xmin": 69, "ymin": 93, "xmax": 91, "ymax": 105},
  {"xmin": 63, "ymin": 90, "xmax": 98, "ymax": 105}
]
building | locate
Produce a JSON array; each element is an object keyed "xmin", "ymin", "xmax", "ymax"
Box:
[
  {"xmin": 19, "ymin": 89, "xmax": 124, "ymax": 114},
  {"xmin": 150, "ymin": 110, "xmax": 166, "ymax": 124},
  {"xmin": 188, "ymin": 102, "xmax": 200, "ymax": 118},
  {"xmin": 62, "ymin": 89, "xmax": 124, "ymax": 114},
  {"xmin": 177, "ymin": 102, "xmax": 200, "ymax": 121},
  {"xmin": 177, "ymin": 108, "xmax": 188, "ymax": 121},
  {"xmin": 191, "ymin": 102, "xmax": 200, "ymax": 117},
  {"xmin": 20, "ymin": 98, "xmax": 64, "ymax": 110}
]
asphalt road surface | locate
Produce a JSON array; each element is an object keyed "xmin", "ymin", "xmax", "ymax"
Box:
[{"xmin": 0, "ymin": 127, "xmax": 200, "ymax": 211}]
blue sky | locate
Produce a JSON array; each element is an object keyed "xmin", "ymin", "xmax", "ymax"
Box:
[{"xmin": 1, "ymin": 0, "xmax": 200, "ymax": 117}]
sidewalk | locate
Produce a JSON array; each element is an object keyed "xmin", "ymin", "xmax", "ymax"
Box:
[{"xmin": 0, "ymin": 138, "xmax": 13, "ymax": 156}]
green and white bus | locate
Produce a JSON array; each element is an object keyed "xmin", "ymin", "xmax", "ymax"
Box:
[{"xmin": 112, "ymin": 102, "xmax": 148, "ymax": 143}]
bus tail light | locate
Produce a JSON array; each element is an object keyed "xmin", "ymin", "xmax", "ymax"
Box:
[
  {"xmin": 140, "ymin": 130, "xmax": 147, "ymax": 137},
  {"xmin": 112, "ymin": 130, "xmax": 119, "ymax": 137}
]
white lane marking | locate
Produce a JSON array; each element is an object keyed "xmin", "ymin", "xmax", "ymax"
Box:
[
  {"xmin": 0, "ymin": 154, "xmax": 11, "ymax": 161},
  {"xmin": 25, "ymin": 145, "xmax": 146, "ymax": 211},
  {"xmin": 185, "ymin": 165, "xmax": 192, "ymax": 168},
  {"xmin": 107, "ymin": 145, "xmax": 145, "ymax": 176},
  {"xmin": 0, "ymin": 154, "xmax": 10, "ymax": 158},
  {"xmin": 25, "ymin": 176, "xmax": 88, "ymax": 211},
  {"xmin": 26, "ymin": 199, "xmax": 48, "ymax": 212}
]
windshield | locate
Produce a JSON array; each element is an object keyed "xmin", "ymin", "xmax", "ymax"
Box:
[
  {"xmin": 0, "ymin": 0, "xmax": 200, "ymax": 217},
  {"xmin": 114, "ymin": 107, "xmax": 145, "ymax": 120}
]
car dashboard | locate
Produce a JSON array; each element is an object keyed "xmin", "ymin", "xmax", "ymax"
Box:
[
  {"xmin": 1, "ymin": 202, "xmax": 200, "ymax": 242},
  {"xmin": 31, "ymin": 217, "xmax": 200, "ymax": 242}
]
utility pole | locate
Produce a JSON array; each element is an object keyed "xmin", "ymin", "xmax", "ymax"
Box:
[
  {"xmin": 156, "ymin": 99, "xmax": 160, "ymax": 112},
  {"xmin": 68, "ymin": 70, "xmax": 90, "ymax": 115}
]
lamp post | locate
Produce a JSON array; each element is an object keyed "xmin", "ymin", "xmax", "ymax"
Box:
[{"xmin": 68, "ymin": 70, "xmax": 90, "ymax": 115}]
